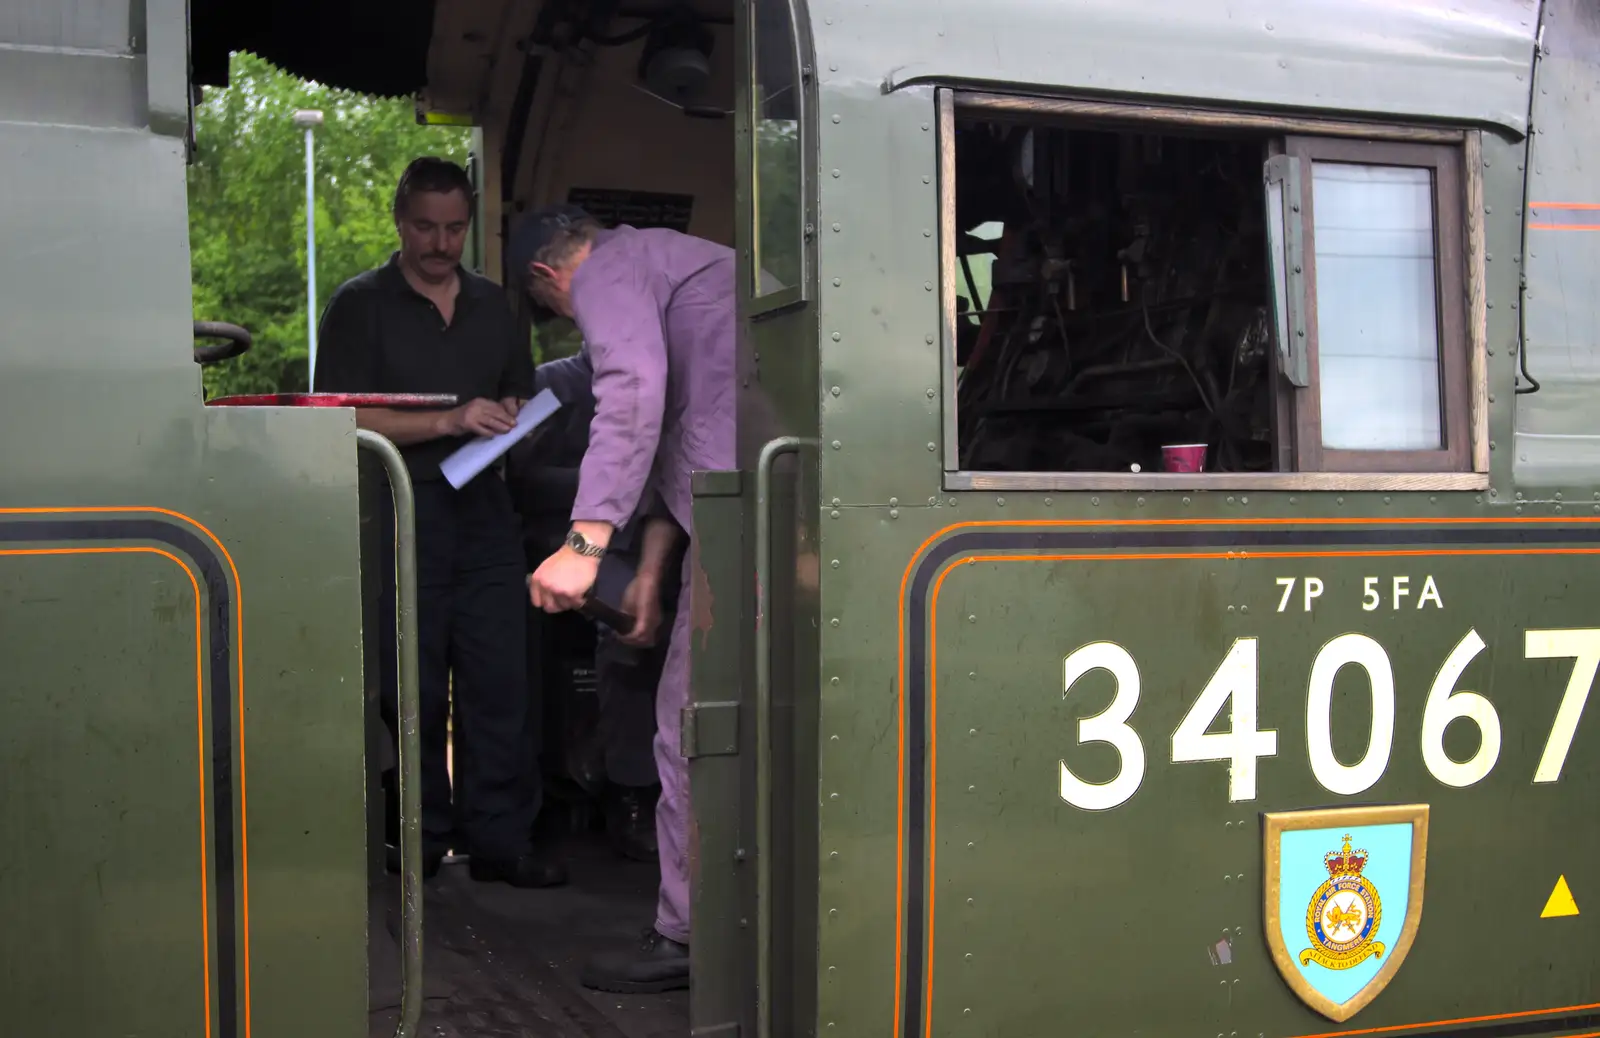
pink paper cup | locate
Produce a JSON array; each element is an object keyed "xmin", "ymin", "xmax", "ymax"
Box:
[{"xmin": 1161, "ymin": 443, "xmax": 1207, "ymax": 473}]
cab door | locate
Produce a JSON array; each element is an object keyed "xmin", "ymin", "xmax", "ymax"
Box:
[{"xmin": 688, "ymin": 1, "xmax": 820, "ymax": 1036}]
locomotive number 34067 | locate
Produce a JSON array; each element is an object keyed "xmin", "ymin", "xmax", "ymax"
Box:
[{"xmin": 1057, "ymin": 627, "xmax": 1600, "ymax": 810}]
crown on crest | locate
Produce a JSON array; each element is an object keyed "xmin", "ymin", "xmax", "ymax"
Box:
[{"xmin": 1324, "ymin": 834, "xmax": 1368, "ymax": 877}]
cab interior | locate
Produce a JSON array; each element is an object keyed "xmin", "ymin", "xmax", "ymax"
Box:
[{"xmin": 192, "ymin": 1, "xmax": 737, "ymax": 1034}]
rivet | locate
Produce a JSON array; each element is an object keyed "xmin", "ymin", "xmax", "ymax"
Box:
[
  {"xmin": 1289, "ymin": 496, "xmax": 1297, "ymax": 504},
  {"xmin": 1044, "ymin": 497, "xmax": 1053, "ymax": 506},
  {"xmin": 1241, "ymin": 605, "xmax": 1250, "ymax": 615},
  {"xmin": 1489, "ymin": 393, "xmax": 1496, "ymax": 403},
  {"xmin": 1337, "ymin": 496, "xmax": 1345, "ymax": 505},
  {"xmin": 829, "ymin": 792, "xmax": 839, "ymax": 800},
  {"xmin": 968, "ymin": 614, "xmax": 977, "ymax": 623},
  {"xmin": 1228, "ymin": 605, "xmax": 1237, "ymax": 613},
  {"xmin": 831, "ymin": 440, "xmax": 841, "ymax": 450},
  {"xmin": 968, "ymin": 784, "xmax": 976, "ymax": 792},
  {"xmin": 832, "ymin": 497, "xmax": 841, "ymax": 506},
  {"xmin": 831, "ymin": 114, "xmax": 841, "ymax": 123},
  {"xmin": 1183, "ymin": 496, "xmax": 1192, "ymax": 505},
  {"xmin": 925, "ymin": 334, "xmax": 935, "ymax": 344},
  {"xmin": 830, "ymin": 509, "xmax": 840, "ymax": 519},
  {"xmin": 965, "ymin": 952, "xmax": 973, "ymax": 961},
  {"xmin": 925, "ymin": 282, "xmax": 934, "ymax": 291},
  {"xmin": 831, "ymin": 559, "xmax": 840, "ymax": 568},
  {"xmin": 890, "ymin": 509, "xmax": 900, "ymax": 519},
  {"xmin": 890, "ymin": 497, "xmax": 899, "ymax": 506},
  {"xmin": 1556, "ymin": 492, "xmax": 1564, "ymax": 501},
  {"xmin": 923, "ymin": 175, "xmax": 931, "ymax": 184},
  {"xmin": 949, "ymin": 497, "xmax": 958, "ymax": 506},
  {"xmin": 829, "ymin": 966, "xmax": 836, "ymax": 973},
  {"xmin": 831, "ymin": 169, "xmax": 841, "ymax": 178},
  {"xmin": 927, "ymin": 442, "xmax": 937, "ymax": 451},
  {"xmin": 923, "ymin": 229, "xmax": 932, "ymax": 237},
  {"xmin": 829, "ymin": 63, "xmax": 837, "ymax": 71},
  {"xmin": 967, "ymin": 841, "xmax": 974, "ymax": 848},
  {"xmin": 969, "ymin": 729, "xmax": 976, "ymax": 736},
  {"xmin": 969, "ymin": 671, "xmax": 976, "ymax": 680},
  {"xmin": 832, "ymin": 223, "xmax": 841, "ymax": 232},
  {"xmin": 830, "ymin": 618, "xmax": 840, "ymax": 627},
  {"xmin": 1384, "ymin": 496, "xmax": 1391, "ymax": 504},
  {"xmin": 1227, "ymin": 496, "xmax": 1236, "ymax": 505},
  {"xmin": 830, "ymin": 676, "xmax": 840, "ymax": 685},
  {"xmin": 927, "ymin": 388, "xmax": 936, "ymax": 398},
  {"xmin": 831, "ymin": 386, "xmax": 841, "ymax": 396},
  {"xmin": 929, "ymin": 496, "xmax": 938, "ymax": 505},
  {"xmin": 922, "ymin": 123, "xmax": 930, "ymax": 131},
  {"xmin": 829, "ymin": 908, "xmax": 838, "ymax": 917},
  {"xmin": 831, "ymin": 850, "xmax": 839, "ymax": 859},
  {"xmin": 997, "ymin": 497, "xmax": 1006, "ymax": 507},
  {"xmin": 832, "ymin": 332, "xmax": 841, "ymax": 341},
  {"xmin": 1137, "ymin": 496, "xmax": 1146, "ymax": 507}
]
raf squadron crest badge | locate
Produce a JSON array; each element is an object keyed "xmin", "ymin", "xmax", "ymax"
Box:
[{"xmin": 1264, "ymin": 805, "xmax": 1430, "ymax": 1022}]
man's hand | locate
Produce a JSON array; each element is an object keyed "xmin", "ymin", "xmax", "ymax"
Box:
[
  {"xmin": 617, "ymin": 573, "xmax": 663, "ymax": 647},
  {"xmin": 527, "ymin": 546, "xmax": 602, "ymax": 613},
  {"xmin": 440, "ymin": 398, "xmax": 517, "ymax": 438}
]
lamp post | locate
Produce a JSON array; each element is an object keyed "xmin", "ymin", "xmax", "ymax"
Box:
[{"xmin": 293, "ymin": 109, "xmax": 324, "ymax": 385}]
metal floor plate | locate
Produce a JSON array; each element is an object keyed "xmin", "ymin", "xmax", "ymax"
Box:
[{"xmin": 368, "ymin": 836, "xmax": 689, "ymax": 1038}]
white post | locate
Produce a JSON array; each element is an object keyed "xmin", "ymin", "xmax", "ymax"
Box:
[{"xmin": 294, "ymin": 110, "xmax": 324, "ymax": 386}]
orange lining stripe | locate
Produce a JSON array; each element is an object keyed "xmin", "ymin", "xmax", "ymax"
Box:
[
  {"xmin": 1529, "ymin": 202, "xmax": 1600, "ymax": 210},
  {"xmin": 0, "ymin": 546, "xmax": 213, "ymax": 1038},
  {"xmin": 0, "ymin": 507, "xmax": 249, "ymax": 1036},
  {"xmin": 895, "ymin": 515, "xmax": 1600, "ymax": 1038},
  {"xmin": 1529, "ymin": 223, "xmax": 1600, "ymax": 231}
]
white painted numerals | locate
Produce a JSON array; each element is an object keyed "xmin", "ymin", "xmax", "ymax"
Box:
[
  {"xmin": 1420, "ymin": 629, "xmax": 1499, "ymax": 788},
  {"xmin": 1524, "ymin": 628, "xmax": 1600, "ymax": 783},
  {"xmin": 1170, "ymin": 638, "xmax": 1278, "ymax": 801},
  {"xmin": 1053, "ymin": 626, "xmax": 1600, "ymax": 810},
  {"xmin": 1059, "ymin": 642, "xmax": 1145, "ymax": 811},
  {"xmin": 1305, "ymin": 634, "xmax": 1395, "ymax": 796}
]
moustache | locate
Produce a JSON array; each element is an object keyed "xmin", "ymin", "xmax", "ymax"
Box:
[{"xmin": 423, "ymin": 253, "xmax": 454, "ymax": 263}]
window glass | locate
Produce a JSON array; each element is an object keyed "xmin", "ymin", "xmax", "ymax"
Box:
[
  {"xmin": 752, "ymin": 0, "xmax": 802, "ymax": 296},
  {"xmin": 1311, "ymin": 163, "xmax": 1442, "ymax": 451}
]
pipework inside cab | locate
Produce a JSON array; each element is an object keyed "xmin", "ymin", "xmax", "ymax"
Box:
[{"xmin": 953, "ymin": 117, "xmax": 1278, "ymax": 474}]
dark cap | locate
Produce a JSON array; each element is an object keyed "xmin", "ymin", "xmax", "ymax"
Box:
[{"xmin": 505, "ymin": 203, "xmax": 595, "ymax": 281}]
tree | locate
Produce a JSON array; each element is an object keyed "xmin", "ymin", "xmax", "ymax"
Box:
[{"xmin": 188, "ymin": 52, "xmax": 471, "ymax": 397}]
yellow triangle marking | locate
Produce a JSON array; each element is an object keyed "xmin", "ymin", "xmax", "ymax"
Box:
[{"xmin": 1541, "ymin": 875, "xmax": 1580, "ymax": 918}]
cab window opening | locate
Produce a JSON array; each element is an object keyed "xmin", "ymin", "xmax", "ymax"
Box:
[
  {"xmin": 944, "ymin": 96, "xmax": 1482, "ymax": 485},
  {"xmin": 751, "ymin": 0, "xmax": 803, "ymax": 297}
]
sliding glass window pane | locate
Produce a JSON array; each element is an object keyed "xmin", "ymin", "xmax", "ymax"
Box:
[
  {"xmin": 1311, "ymin": 162, "xmax": 1442, "ymax": 451},
  {"xmin": 752, "ymin": 0, "xmax": 802, "ymax": 296}
]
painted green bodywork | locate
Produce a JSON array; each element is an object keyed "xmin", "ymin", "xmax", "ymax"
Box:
[
  {"xmin": 5, "ymin": 0, "xmax": 1598, "ymax": 1036},
  {"xmin": 0, "ymin": 2, "xmax": 368, "ymax": 1036}
]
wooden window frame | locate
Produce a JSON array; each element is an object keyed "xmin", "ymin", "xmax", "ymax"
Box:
[
  {"xmin": 938, "ymin": 88, "xmax": 1491, "ymax": 493},
  {"xmin": 1276, "ymin": 136, "xmax": 1473, "ymax": 474}
]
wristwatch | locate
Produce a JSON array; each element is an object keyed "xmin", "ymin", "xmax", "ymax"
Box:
[{"xmin": 565, "ymin": 529, "xmax": 607, "ymax": 558}]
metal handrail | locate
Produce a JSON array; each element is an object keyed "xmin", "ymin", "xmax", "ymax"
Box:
[
  {"xmin": 356, "ymin": 429, "xmax": 424, "ymax": 1038},
  {"xmin": 754, "ymin": 435, "xmax": 806, "ymax": 1038}
]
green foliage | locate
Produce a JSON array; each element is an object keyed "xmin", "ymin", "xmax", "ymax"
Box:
[{"xmin": 189, "ymin": 52, "xmax": 471, "ymax": 397}]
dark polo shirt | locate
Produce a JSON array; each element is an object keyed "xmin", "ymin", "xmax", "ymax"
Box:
[{"xmin": 314, "ymin": 253, "xmax": 535, "ymax": 482}]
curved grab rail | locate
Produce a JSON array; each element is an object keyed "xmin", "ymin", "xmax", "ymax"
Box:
[
  {"xmin": 753, "ymin": 435, "xmax": 808, "ymax": 1038},
  {"xmin": 355, "ymin": 429, "xmax": 424, "ymax": 1038},
  {"xmin": 192, "ymin": 321, "xmax": 253, "ymax": 365}
]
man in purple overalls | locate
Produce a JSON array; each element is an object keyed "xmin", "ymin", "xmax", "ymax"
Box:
[{"xmin": 512, "ymin": 205, "xmax": 735, "ymax": 993}]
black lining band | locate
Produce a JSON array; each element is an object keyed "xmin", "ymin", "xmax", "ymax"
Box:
[{"xmin": 0, "ymin": 518, "xmax": 239, "ymax": 1038}]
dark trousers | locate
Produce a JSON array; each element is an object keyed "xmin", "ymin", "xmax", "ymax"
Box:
[
  {"xmin": 375, "ymin": 474, "xmax": 537, "ymax": 863},
  {"xmin": 593, "ymin": 626, "xmax": 668, "ymax": 789}
]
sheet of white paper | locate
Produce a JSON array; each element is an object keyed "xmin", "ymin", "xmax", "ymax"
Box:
[{"xmin": 439, "ymin": 388, "xmax": 563, "ymax": 489}]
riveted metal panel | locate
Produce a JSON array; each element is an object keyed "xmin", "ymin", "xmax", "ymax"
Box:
[
  {"xmin": 809, "ymin": 0, "xmax": 1538, "ymax": 135},
  {"xmin": 815, "ymin": 84, "xmax": 943, "ymax": 507},
  {"xmin": 1515, "ymin": 0, "xmax": 1600, "ymax": 489}
]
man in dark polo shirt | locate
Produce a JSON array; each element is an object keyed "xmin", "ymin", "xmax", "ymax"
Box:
[{"xmin": 314, "ymin": 156, "xmax": 564, "ymax": 888}]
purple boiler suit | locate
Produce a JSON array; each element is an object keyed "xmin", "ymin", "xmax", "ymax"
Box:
[{"xmin": 548, "ymin": 225, "xmax": 735, "ymax": 944}]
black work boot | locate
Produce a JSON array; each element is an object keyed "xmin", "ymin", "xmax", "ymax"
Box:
[
  {"xmin": 385, "ymin": 843, "xmax": 445, "ymax": 881},
  {"xmin": 606, "ymin": 785, "xmax": 659, "ymax": 863},
  {"xmin": 580, "ymin": 928, "xmax": 690, "ymax": 993},
  {"xmin": 468, "ymin": 849, "xmax": 569, "ymax": 888}
]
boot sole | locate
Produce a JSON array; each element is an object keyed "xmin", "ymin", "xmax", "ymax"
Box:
[{"xmin": 579, "ymin": 973, "xmax": 689, "ymax": 994}]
